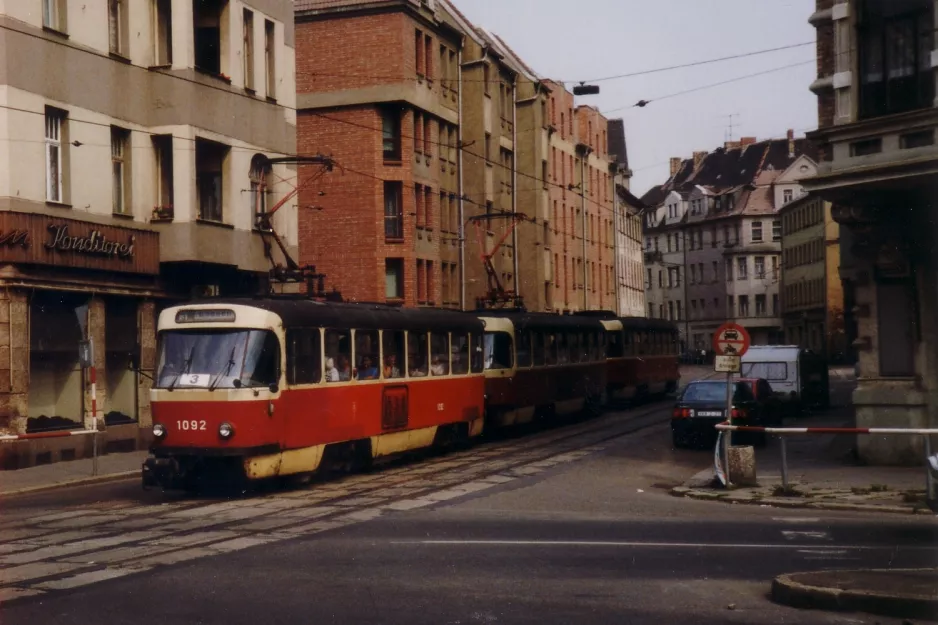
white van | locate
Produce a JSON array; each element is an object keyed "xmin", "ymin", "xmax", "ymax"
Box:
[{"xmin": 738, "ymin": 345, "xmax": 829, "ymax": 410}]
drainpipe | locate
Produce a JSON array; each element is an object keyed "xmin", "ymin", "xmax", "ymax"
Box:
[
  {"xmin": 612, "ymin": 175, "xmax": 621, "ymax": 315},
  {"xmin": 457, "ymin": 46, "xmax": 466, "ymax": 310},
  {"xmin": 511, "ymin": 77, "xmax": 519, "ymax": 303},
  {"xmin": 581, "ymin": 154, "xmax": 588, "ymax": 310}
]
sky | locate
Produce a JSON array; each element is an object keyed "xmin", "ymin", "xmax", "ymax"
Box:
[{"xmin": 451, "ymin": 0, "xmax": 818, "ymax": 197}]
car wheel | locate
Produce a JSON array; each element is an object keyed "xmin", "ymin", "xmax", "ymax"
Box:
[{"xmin": 671, "ymin": 430, "xmax": 684, "ymax": 449}]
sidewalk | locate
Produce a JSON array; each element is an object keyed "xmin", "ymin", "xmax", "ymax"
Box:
[
  {"xmin": 0, "ymin": 450, "xmax": 146, "ymax": 497},
  {"xmin": 671, "ymin": 407, "xmax": 935, "ymax": 515},
  {"xmin": 772, "ymin": 568, "xmax": 938, "ymax": 620}
]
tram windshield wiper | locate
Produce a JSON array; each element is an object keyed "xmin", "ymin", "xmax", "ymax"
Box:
[
  {"xmin": 167, "ymin": 345, "xmax": 195, "ymax": 391},
  {"xmin": 208, "ymin": 347, "xmax": 237, "ymax": 391}
]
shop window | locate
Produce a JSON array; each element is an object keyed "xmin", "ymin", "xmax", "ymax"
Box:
[
  {"xmin": 196, "ymin": 138, "xmax": 228, "ymax": 222},
  {"xmin": 324, "ymin": 329, "xmax": 352, "ymax": 382},
  {"xmin": 194, "ymin": 0, "xmax": 227, "ymax": 76},
  {"xmin": 28, "ymin": 293, "xmax": 87, "ymax": 430},
  {"xmin": 354, "ymin": 329, "xmax": 379, "ymax": 380},
  {"xmin": 451, "ymin": 333, "xmax": 469, "ymax": 375},
  {"xmin": 430, "ymin": 332, "xmax": 449, "ymax": 376},
  {"xmin": 408, "ymin": 331, "xmax": 429, "ymax": 377},
  {"xmin": 105, "ymin": 298, "xmax": 138, "ymax": 424},
  {"xmin": 382, "ymin": 330, "xmax": 404, "ymax": 379},
  {"xmin": 287, "ymin": 328, "xmax": 321, "ymax": 385}
]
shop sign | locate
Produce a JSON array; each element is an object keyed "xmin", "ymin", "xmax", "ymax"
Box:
[{"xmin": 0, "ymin": 211, "xmax": 159, "ymax": 275}]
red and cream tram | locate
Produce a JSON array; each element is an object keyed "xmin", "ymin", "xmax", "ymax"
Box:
[
  {"xmin": 598, "ymin": 314, "xmax": 680, "ymax": 402},
  {"xmin": 143, "ymin": 299, "xmax": 486, "ymax": 490},
  {"xmin": 478, "ymin": 312, "xmax": 608, "ymax": 427}
]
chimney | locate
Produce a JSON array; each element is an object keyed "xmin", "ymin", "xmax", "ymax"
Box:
[
  {"xmin": 670, "ymin": 157, "xmax": 682, "ymax": 177},
  {"xmin": 724, "ymin": 140, "xmax": 741, "ymax": 150},
  {"xmin": 787, "ymin": 129, "xmax": 795, "ymax": 158},
  {"xmin": 693, "ymin": 151, "xmax": 707, "ymax": 170},
  {"xmin": 739, "ymin": 137, "xmax": 757, "ymax": 146}
]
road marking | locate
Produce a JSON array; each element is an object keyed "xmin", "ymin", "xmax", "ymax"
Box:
[
  {"xmin": 797, "ymin": 549, "xmax": 848, "ymax": 556},
  {"xmin": 781, "ymin": 530, "xmax": 830, "ymax": 541},
  {"xmin": 391, "ymin": 540, "xmax": 891, "ymax": 550},
  {"xmin": 772, "ymin": 517, "xmax": 820, "ymax": 523}
]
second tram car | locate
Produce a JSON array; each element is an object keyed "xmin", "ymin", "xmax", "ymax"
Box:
[
  {"xmin": 143, "ymin": 299, "xmax": 486, "ymax": 490},
  {"xmin": 478, "ymin": 311, "xmax": 608, "ymax": 427}
]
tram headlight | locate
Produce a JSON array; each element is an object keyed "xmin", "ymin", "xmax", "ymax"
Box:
[
  {"xmin": 152, "ymin": 423, "xmax": 166, "ymax": 438},
  {"xmin": 218, "ymin": 422, "xmax": 234, "ymax": 439}
]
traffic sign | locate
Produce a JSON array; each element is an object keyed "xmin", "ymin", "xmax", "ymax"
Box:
[
  {"xmin": 714, "ymin": 355, "xmax": 740, "ymax": 373},
  {"xmin": 712, "ymin": 323, "xmax": 750, "ymax": 357}
]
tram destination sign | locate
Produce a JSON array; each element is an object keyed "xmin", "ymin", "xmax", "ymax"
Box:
[{"xmin": 0, "ymin": 211, "xmax": 159, "ymax": 275}]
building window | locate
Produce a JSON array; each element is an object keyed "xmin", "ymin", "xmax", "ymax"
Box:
[
  {"xmin": 754, "ymin": 256, "xmax": 765, "ymax": 278},
  {"xmin": 264, "ymin": 20, "xmax": 276, "ymax": 98},
  {"xmin": 385, "ymin": 259, "xmax": 404, "ymax": 301},
  {"xmin": 196, "ymin": 139, "xmax": 227, "ymax": 222},
  {"xmin": 424, "ymin": 186, "xmax": 432, "ymax": 230},
  {"xmin": 415, "ymin": 29, "xmax": 424, "ymax": 77},
  {"xmin": 737, "ymin": 256, "xmax": 747, "ymax": 280},
  {"xmin": 725, "ymin": 258, "xmax": 733, "ymax": 282},
  {"xmin": 249, "ymin": 154, "xmax": 272, "ymax": 229},
  {"xmin": 668, "ymin": 301, "xmax": 674, "ymax": 321},
  {"xmin": 783, "ymin": 188, "xmax": 793, "ymax": 204},
  {"xmin": 43, "ymin": 0, "xmax": 66, "ymax": 32},
  {"xmin": 45, "ymin": 107, "xmax": 66, "ymax": 203},
  {"xmin": 108, "ymin": 0, "xmax": 127, "ymax": 56},
  {"xmin": 152, "ymin": 135, "xmax": 174, "ymax": 217},
  {"xmin": 648, "ymin": 303, "xmax": 655, "ymax": 318},
  {"xmin": 384, "ymin": 181, "xmax": 403, "ymax": 241},
  {"xmin": 194, "ymin": 0, "xmax": 225, "ymax": 76},
  {"xmin": 417, "ymin": 259, "xmax": 426, "ymax": 304},
  {"xmin": 414, "ymin": 112, "xmax": 423, "ymax": 154},
  {"xmin": 772, "ymin": 293, "xmax": 779, "ymax": 316},
  {"xmin": 676, "ymin": 300, "xmax": 683, "ymax": 321},
  {"xmin": 423, "ymin": 117, "xmax": 431, "ymax": 156},
  {"xmin": 751, "ymin": 220, "xmax": 763, "ymax": 242},
  {"xmin": 689, "ymin": 265, "xmax": 696, "ymax": 284},
  {"xmin": 755, "ymin": 294, "xmax": 766, "ymax": 316},
  {"xmin": 772, "ymin": 219, "xmax": 782, "ymax": 241},
  {"xmin": 242, "ymin": 9, "xmax": 254, "ymax": 90},
  {"xmin": 111, "ymin": 127, "xmax": 129, "ymax": 215},
  {"xmin": 739, "ymin": 295, "xmax": 750, "ymax": 317},
  {"xmin": 154, "ymin": 0, "xmax": 173, "ymax": 65},
  {"xmin": 382, "ymin": 108, "xmax": 401, "ymax": 160},
  {"xmin": 858, "ymin": 0, "xmax": 934, "ymax": 119}
]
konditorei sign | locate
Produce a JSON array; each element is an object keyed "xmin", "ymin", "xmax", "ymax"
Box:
[{"xmin": 0, "ymin": 211, "xmax": 159, "ymax": 275}]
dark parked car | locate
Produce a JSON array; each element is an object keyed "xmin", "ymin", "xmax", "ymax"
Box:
[{"xmin": 671, "ymin": 378, "xmax": 782, "ymax": 449}]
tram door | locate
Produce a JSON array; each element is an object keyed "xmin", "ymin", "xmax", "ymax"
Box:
[{"xmin": 382, "ymin": 330, "xmax": 409, "ymax": 431}]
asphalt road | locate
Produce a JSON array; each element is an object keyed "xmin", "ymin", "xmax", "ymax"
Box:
[{"xmin": 1, "ymin": 378, "xmax": 934, "ymax": 624}]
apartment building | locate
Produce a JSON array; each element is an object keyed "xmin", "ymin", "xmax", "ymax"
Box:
[
  {"xmin": 0, "ymin": 0, "xmax": 296, "ymax": 467},
  {"xmin": 803, "ymin": 0, "xmax": 938, "ymax": 463},
  {"xmin": 642, "ymin": 135, "xmax": 817, "ymax": 351},
  {"xmin": 779, "ymin": 193, "xmax": 846, "ymax": 359},
  {"xmin": 608, "ymin": 119, "xmax": 646, "ymax": 318}
]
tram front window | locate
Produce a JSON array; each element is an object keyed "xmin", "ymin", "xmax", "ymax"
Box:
[
  {"xmin": 156, "ymin": 330, "xmax": 280, "ymax": 389},
  {"xmin": 483, "ymin": 332, "xmax": 513, "ymax": 370}
]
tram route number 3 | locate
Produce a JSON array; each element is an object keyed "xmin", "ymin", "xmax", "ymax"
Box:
[{"xmin": 177, "ymin": 420, "xmax": 207, "ymax": 431}]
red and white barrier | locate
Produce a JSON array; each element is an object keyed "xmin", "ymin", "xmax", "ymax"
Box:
[{"xmin": 0, "ymin": 429, "xmax": 97, "ymax": 443}]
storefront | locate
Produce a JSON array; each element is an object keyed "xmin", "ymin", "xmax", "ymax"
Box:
[{"xmin": 0, "ymin": 211, "xmax": 160, "ymax": 468}]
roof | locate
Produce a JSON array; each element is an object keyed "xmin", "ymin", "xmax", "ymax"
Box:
[
  {"xmin": 478, "ymin": 311, "xmax": 607, "ymax": 333},
  {"xmin": 640, "ymin": 137, "xmax": 818, "ymax": 209},
  {"xmin": 616, "ymin": 185, "xmax": 647, "ymax": 210},
  {"xmin": 172, "ymin": 298, "xmax": 484, "ymax": 333},
  {"xmin": 294, "ymin": 0, "xmax": 398, "ymax": 13},
  {"xmin": 607, "ymin": 119, "xmax": 629, "ymax": 169},
  {"xmin": 574, "ymin": 311, "xmax": 679, "ymax": 333}
]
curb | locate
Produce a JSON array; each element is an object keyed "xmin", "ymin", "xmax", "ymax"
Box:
[
  {"xmin": 0, "ymin": 471, "xmax": 139, "ymax": 499},
  {"xmin": 771, "ymin": 570, "xmax": 938, "ymax": 620},
  {"xmin": 670, "ymin": 486, "xmax": 935, "ymax": 516}
]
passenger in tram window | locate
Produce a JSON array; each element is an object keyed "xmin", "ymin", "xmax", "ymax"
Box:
[
  {"xmin": 531, "ymin": 332, "xmax": 545, "ymax": 367},
  {"xmin": 336, "ymin": 354, "xmax": 352, "ymax": 381},
  {"xmin": 358, "ymin": 355, "xmax": 379, "ymax": 380},
  {"xmin": 324, "ymin": 357, "xmax": 340, "ymax": 382},
  {"xmin": 430, "ymin": 332, "xmax": 450, "ymax": 376},
  {"xmin": 470, "ymin": 333, "xmax": 484, "ymax": 372},
  {"xmin": 325, "ymin": 329, "xmax": 352, "ymax": 381},
  {"xmin": 451, "ymin": 333, "xmax": 470, "ymax": 375},
  {"xmin": 355, "ymin": 329, "xmax": 380, "ymax": 379},
  {"xmin": 382, "ymin": 330, "xmax": 405, "ymax": 379},
  {"xmin": 408, "ymin": 331, "xmax": 429, "ymax": 376}
]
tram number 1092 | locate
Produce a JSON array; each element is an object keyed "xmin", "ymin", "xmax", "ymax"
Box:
[{"xmin": 177, "ymin": 420, "xmax": 208, "ymax": 431}]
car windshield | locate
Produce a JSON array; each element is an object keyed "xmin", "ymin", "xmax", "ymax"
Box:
[
  {"xmin": 682, "ymin": 381, "xmax": 753, "ymax": 403},
  {"xmin": 741, "ymin": 362, "xmax": 788, "ymax": 381},
  {"xmin": 155, "ymin": 330, "xmax": 280, "ymax": 389}
]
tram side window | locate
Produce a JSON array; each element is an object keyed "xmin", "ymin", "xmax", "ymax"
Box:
[
  {"xmin": 532, "ymin": 332, "xmax": 545, "ymax": 366},
  {"xmin": 546, "ymin": 333, "xmax": 558, "ymax": 365},
  {"xmin": 430, "ymin": 332, "xmax": 450, "ymax": 376},
  {"xmin": 623, "ymin": 331, "xmax": 634, "ymax": 357},
  {"xmin": 556, "ymin": 333, "xmax": 568, "ymax": 364},
  {"xmin": 470, "ymin": 332, "xmax": 484, "ymax": 372},
  {"xmin": 451, "ymin": 332, "xmax": 469, "ymax": 375},
  {"xmin": 484, "ymin": 332, "xmax": 513, "ymax": 370},
  {"xmin": 324, "ymin": 329, "xmax": 352, "ymax": 382},
  {"xmin": 636, "ymin": 332, "xmax": 646, "ymax": 356},
  {"xmin": 242, "ymin": 331, "xmax": 282, "ymax": 387},
  {"xmin": 607, "ymin": 331, "xmax": 623, "ymax": 358},
  {"xmin": 586, "ymin": 332, "xmax": 596, "ymax": 362},
  {"xmin": 408, "ymin": 331, "xmax": 429, "ymax": 377},
  {"xmin": 286, "ymin": 328, "xmax": 322, "ymax": 385},
  {"xmin": 355, "ymin": 329, "xmax": 380, "ymax": 380},
  {"xmin": 382, "ymin": 330, "xmax": 405, "ymax": 379},
  {"xmin": 516, "ymin": 331, "xmax": 532, "ymax": 368},
  {"xmin": 568, "ymin": 333, "xmax": 580, "ymax": 364}
]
